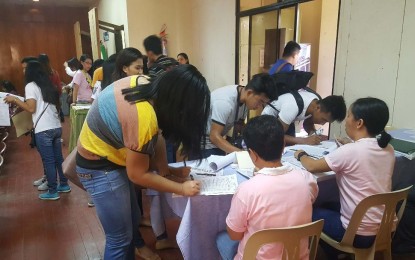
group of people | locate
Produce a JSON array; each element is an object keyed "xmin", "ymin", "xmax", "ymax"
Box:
[{"xmin": 3, "ymin": 36, "xmax": 397, "ymax": 260}]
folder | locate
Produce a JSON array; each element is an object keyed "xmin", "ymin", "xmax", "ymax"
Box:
[{"xmin": 11, "ymin": 110, "xmax": 33, "ymax": 137}]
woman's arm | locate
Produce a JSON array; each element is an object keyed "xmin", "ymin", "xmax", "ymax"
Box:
[
  {"xmin": 4, "ymin": 96, "xmax": 36, "ymax": 114},
  {"xmin": 126, "ymin": 149, "xmax": 200, "ymax": 196},
  {"xmin": 72, "ymin": 83, "xmax": 79, "ymax": 104},
  {"xmin": 294, "ymin": 150, "xmax": 331, "ymax": 173}
]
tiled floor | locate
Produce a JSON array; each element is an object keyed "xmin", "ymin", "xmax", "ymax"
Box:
[{"xmin": 0, "ymin": 118, "xmax": 183, "ymax": 260}]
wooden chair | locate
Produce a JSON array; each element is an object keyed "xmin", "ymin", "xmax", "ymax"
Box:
[
  {"xmin": 242, "ymin": 220, "xmax": 324, "ymax": 260},
  {"xmin": 321, "ymin": 185, "xmax": 413, "ymax": 260}
]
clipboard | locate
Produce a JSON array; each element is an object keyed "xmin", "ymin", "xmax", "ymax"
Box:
[{"xmin": 11, "ymin": 110, "xmax": 33, "ymax": 137}]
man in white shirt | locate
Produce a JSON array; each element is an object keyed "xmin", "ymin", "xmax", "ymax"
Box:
[
  {"xmin": 262, "ymin": 93, "xmax": 346, "ymax": 145},
  {"xmin": 199, "ymin": 73, "xmax": 277, "ymax": 158}
]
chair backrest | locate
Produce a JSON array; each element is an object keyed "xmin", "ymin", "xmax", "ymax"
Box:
[
  {"xmin": 0, "ymin": 141, "xmax": 6, "ymax": 155},
  {"xmin": 242, "ymin": 220, "xmax": 324, "ymax": 260},
  {"xmin": 340, "ymin": 186, "xmax": 413, "ymax": 250}
]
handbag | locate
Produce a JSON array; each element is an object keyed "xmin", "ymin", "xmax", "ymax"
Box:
[
  {"xmin": 29, "ymin": 104, "xmax": 49, "ymax": 148},
  {"xmin": 62, "ymin": 147, "xmax": 85, "ymax": 191}
]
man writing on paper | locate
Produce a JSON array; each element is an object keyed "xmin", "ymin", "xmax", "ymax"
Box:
[
  {"xmin": 262, "ymin": 93, "xmax": 346, "ymax": 145},
  {"xmin": 193, "ymin": 73, "xmax": 277, "ymax": 159}
]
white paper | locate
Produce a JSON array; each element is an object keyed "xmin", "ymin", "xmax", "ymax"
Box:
[
  {"xmin": 282, "ymin": 157, "xmax": 306, "ymax": 170},
  {"xmin": 236, "ymin": 168, "xmax": 254, "ymax": 179},
  {"xmin": 236, "ymin": 151, "xmax": 255, "ymax": 169},
  {"xmin": 0, "ymin": 92, "xmax": 24, "ymax": 103},
  {"xmin": 72, "ymin": 105, "xmax": 91, "ymax": 110},
  {"xmin": 198, "ymin": 174, "xmax": 238, "ymax": 195},
  {"xmin": 209, "ymin": 152, "xmax": 236, "ymax": 171},
  {"xmin": 0, "ymin": 103, "xmax": 11, "ymax": 126},
  {"xmin": 284, "ymin": 144, "xmax": 331, "ymax": 158}
]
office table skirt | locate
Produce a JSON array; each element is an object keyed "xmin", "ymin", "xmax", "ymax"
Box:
[
  {"xmin": 153, "ymin": 167, "xmax": 336, "ymax": 260},
  {"xmin": 68, "ymin": 107, "xmax": 89, "ymax": 152}
]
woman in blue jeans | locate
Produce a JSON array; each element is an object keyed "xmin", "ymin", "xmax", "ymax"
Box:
[
  {"xmin": 4, "ymin": 61, "xmax": 70, "ymax": 200},
  {"xmin": 76, "ymin": 65, "xmax": 211, "ymax": 259}
]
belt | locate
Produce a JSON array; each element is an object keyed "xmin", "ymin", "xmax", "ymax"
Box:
[{"xmin": 77, "ymin": 169, "xmax": 118, "ymax": 180}]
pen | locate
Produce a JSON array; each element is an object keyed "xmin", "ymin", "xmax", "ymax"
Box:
[
  {"xmin": 195, "ymin": 173, "xmax": 216, "ymax": 176},
  {"xmin": 183, "ymin": 159, "xmax": 186, "ymax": 167},
  {"xmin": 190, "ymin": 174, "xmax": 194, "ymax": 180}
]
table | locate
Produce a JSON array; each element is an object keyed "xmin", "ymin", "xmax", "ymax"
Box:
[
  {"xmin": 68, "ymin": 106, "xmax": 89, "ymax": 152},
  {"xmin": 158, "ymin": 160, "xmax": 336, "ymax": 260}
]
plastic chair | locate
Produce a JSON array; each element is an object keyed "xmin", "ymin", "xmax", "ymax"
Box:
[
  {"xmin": 1, "ymin": 131, "xmax": 8, "ymax": 142},
  {"xmin": 242, "ymin": 219, "xmax": 324, "ymax": 260},
  {"xmin": 0, "ymin": 141, "xmax": 6, "ymax": 155},
  {"xmin": 320, "ymin": 185, "xmax": 413, "ymax": 260}
]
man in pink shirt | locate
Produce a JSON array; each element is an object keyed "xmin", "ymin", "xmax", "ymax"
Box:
[{"xmin": 216, "ymin": 115, "xmax": 318, "ymax": 260}]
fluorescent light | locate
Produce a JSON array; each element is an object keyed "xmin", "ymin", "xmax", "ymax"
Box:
[{"xmin": 33, "ymin": 0, "xmax": 39, "ymax": 2}]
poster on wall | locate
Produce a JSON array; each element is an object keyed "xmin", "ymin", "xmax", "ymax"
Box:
[{"xmin": 295, "ymin": 43, "xmax": 311, "ymax": 72}]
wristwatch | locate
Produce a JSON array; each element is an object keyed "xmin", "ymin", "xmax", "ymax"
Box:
[{"xmin": 297, "ymin": 151, "xmax": 308, "ymax": 161}]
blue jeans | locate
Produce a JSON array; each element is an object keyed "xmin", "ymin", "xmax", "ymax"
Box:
[
  {"xmin": 313, "ymin": 207, "xmax": 376, "ymax": 258},
  {"xmin": 76, "ymin": 166, "xmax": 145, "ymax": 260},
  {"xmin": 216, "ymin": 231, "xmax": 239, "ymax": 260},
  {"xmin": 35, "ymin": 128, "xmax": 66, "ymax": 193}
]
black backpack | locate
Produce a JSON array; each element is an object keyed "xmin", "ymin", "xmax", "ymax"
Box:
[{"xmin": 269, "ymin": 70, "xmax": 321, "ymax": 116}]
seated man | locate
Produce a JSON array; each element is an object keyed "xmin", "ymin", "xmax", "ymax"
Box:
[
  {"xmin": 262, "ymin": 92, "xmax": 346, "ymax": 145},
  {"xmin": 199, "ymin": 73, "xmax": 277, "ymax": 158},
  {"xmin": 216, "ymin": 115, "xmax": 318, "ymax": 260}
]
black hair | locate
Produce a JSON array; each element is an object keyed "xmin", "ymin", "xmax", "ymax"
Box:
[
  {"xmin": 177, "ymin": 53, "xmax": 189, "ymax": 64},
  {"xmin": 143, "ymin": 35, "xmax": 163, "ymax": 55},
  {"xmin": 243, "ymin": 115, "xmax": 285, "ymax": 161},
  {"xmin": 67, "ymin": 57, "xmax": 81, "ymax": 70},
  {"xmin": 79, "ymin": 54, "xmax": 92, "ymax": 70},
  {"xmin": 142, "ymin": 55, "xmax": 149, "ymax": 75},
  {"xmin": 38, "ymin": 53, "xmax": 52, "ymax": 75},
  {"xmin": 21, "ymin": 56, "xmax": 37, "ymax": 64},
  {"xmin": 0, "ymin": 80, "xmax": 17, "ymax": 94},
  {"xmin": 245, "ymin": 73, "xmax": 278, "ymax": 101},
  {"xmin": 25, "ymin": 61, "xmax": 59, "ymax": 108},
  {"xmin": 113, "ymin": 48, "xmax": 143, "ymax": 81},
  {"xmin": 101, "ymin": 54, "xmax": 118, "ymax": 90},
  {"xmin": 319, "ymin": 95, "xmax": 347, "ymax": 122},
  {"xmin": 122, "ymin": 65, "xmax": 211, "ymax": 159},
  {"xmin": 282, "ymin": 41, "xmax": 301, "ymax": 57},
  {"xmin": 351, "ymin": 97, "xmax": 391, "ymax": 148}
]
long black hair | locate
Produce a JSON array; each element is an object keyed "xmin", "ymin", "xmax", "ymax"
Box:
[
  {"xmin": 25, "ymin": 61, "xmax": 59, "ymax": 108},
  {"xmin": 351, "ymin": 97, "xmax": 391, "ymax": 148},
  {"xmin": 101, "ymin": 54, "xmax": 118, "ymax": 90},
  {"xmin": 122, "ymin": 64, "xmax": 211, "ymax": 158},
  {"xmin": 113, "ymin": 48, "xmax": 143, "ymax": 81}
]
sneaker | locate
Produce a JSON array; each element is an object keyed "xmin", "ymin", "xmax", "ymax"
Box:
[
  {"xmin": 57, "ymin": 184, "xmax": 71, "ymax": 193},
  {"xmin": 39, "ymin": 191, "xmax": 60, "ymax": 201},
  {"xmin": 37, "ymin": 181, "xmax": 48, "ymax": 191},
  {"xmin": 33, "ymin": 176, "xmax": 46, "ymax": 186}
]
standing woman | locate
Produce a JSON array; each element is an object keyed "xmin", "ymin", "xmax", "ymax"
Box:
[
  {"xmin": 76, "ymin": 64, "xmax": 210, "ymax": 259},
  {"xmin": 4, "ymin": 61, "xmax": 70, "ymax": 200},
  {"xmin": 177, "ymin": 52, "xmax": 189, "ymax": 65},
  {"xmin": 72, "ymin": 54, "xmax": 93, "ymax": 104}
]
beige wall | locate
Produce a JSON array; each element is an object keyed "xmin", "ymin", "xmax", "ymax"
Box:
[
  {"xmin": 298, "ymin": 0, "xmax": 322, "ymax": 89},
  {"xmin": 331, "ymin": 0, "xmax": 414, "ymax": 137},
  {"xmin": 103, "ymin": 0, "xmax": 236, "ymax": 90}
]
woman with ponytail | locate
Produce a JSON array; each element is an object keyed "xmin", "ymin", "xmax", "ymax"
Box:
[
  {"xmin": 294, "ymin": 97, "xmax": 394, "ymax": 258},
  {"xmin": 4, "ymin": 61, "xmax": 69, "ymax": 200}
]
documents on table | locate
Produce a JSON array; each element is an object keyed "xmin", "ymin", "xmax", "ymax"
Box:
[
  {"xmin": 0, "ymin": 103, "xmax": 10, "ymax": 126},
  {"xmin": 235, "ymin": 151, "xmax": 255, "ymax": 169},
  {"xmin": 284, "ymin": 143, "xmax": 336, "ymax": 159},
  {"xmin": 198, "ymin": 174, "xmax": 238, "ymax": 195},
  {"xmin": 388, "ymin": 129, "xmax": 415, "ymax": 160},
  {"xmin": 187, "ymin": 152, "xmax": 236, "ymax": 173}
]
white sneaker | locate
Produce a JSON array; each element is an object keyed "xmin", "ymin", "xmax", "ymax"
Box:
[
  {"xmin": 33, "ymin": 176, "xmax": 46, "ymax": 186},
  {"xmin": 38, "ymin": 181, "xmax": 48, "ymax": 191}
]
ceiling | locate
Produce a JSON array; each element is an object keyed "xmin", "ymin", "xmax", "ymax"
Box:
[{"xmin": 0, "ymin": 0, "xmax": 98, "ymax": 8}]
